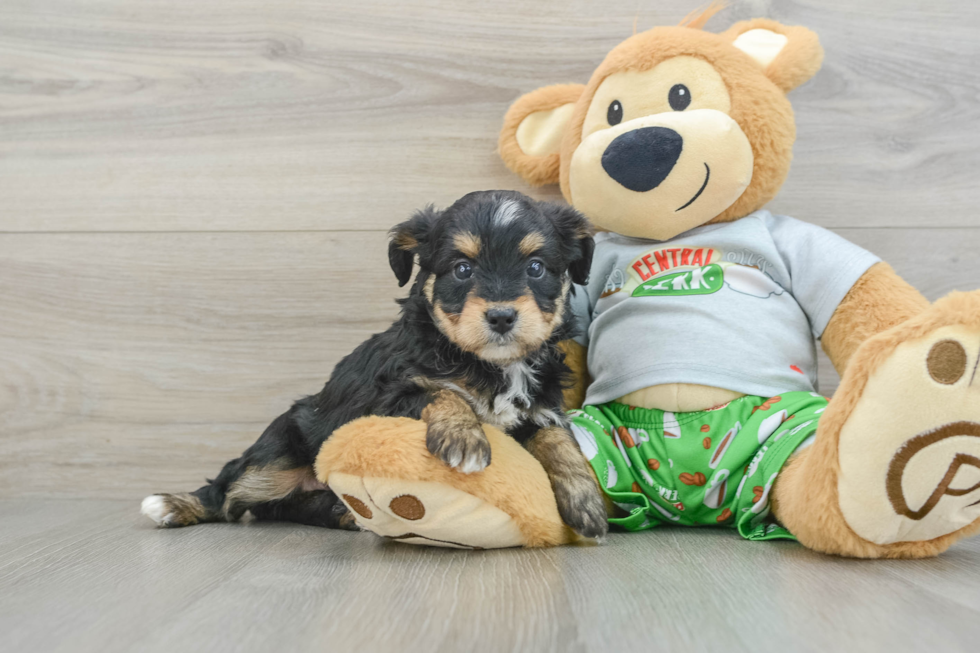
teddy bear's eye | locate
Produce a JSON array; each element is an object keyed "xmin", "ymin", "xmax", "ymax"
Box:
[
  {"xmin": 607, "ymin": 100, "xmax": 623, "ymax": 126},
  {"xmin": 668, "ymin": 84, "xmax": 691, "ymax": 111}
]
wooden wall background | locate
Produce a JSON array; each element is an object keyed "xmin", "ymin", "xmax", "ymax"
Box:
[{"xmin": 1, "ymin": 0, "xmax": 978, "ymax": 499}]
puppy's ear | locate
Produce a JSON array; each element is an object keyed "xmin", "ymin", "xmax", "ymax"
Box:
[
  {"xmin": 539, "ymin": 202, "xmax": 594, "ymax": 286},
  {"xmin": 388, "ymin": 206, "xmax": 439, "ymax": 287}
]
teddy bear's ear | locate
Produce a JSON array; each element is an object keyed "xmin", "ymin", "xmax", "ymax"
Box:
[
  {"xmin": 722, "ymin": 19, "xmax": 824, "ymax": 93},
  {"xmin": 499, "ymin": 84, "xmax": 585, "ymax": 186}
]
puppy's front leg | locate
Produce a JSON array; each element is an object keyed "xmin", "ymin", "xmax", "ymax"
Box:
[
  {"xmin": 421, "ymin": 389, "xmax": 491, "ymax": 473},
  {"xmin": 526, "ymin": 426, "xmax": 609, "ymax": 539}
]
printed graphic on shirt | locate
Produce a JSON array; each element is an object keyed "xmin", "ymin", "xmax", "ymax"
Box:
[
  {"xmin": 600, "ymin": 268, "xmax": 627, "ymax": 298},
  {"xmin": 632, "ymin": 263, "xmax": 724, "ymax": 297},
  {"xmin": 600, "ymin": 245, "xmax": 786, "ymax": 301}
]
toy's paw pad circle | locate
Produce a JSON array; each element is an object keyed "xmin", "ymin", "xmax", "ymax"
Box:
[
  {"xmin": 389, "ymin": 494, "xmax": 425, "ymax": 520},
  {"xmin": 838, "ymin": 321, "xmax": 980, "ymax": 545},
  {"xmin": 342, "ymin": 494, "xmax": 372, "ymax": 519},
  {"xmin": 927, "ymin": 339, "xmax": 968, "ymax": 385}
]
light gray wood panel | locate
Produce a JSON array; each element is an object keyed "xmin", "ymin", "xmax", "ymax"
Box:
[
  {"xmin": 0, "ymin": 230, "xmax": 402, "ymax": 498},
  {"xmin": 2, "ymin": 0, "xmax": 980, "ymax": 232},
  {"xmin": 1, "ymin": 228, "xmax": 977, "ymax": 498},
  {"xmin": 2, "ymin": 499, "xmax": 979, "ymax": 653}
]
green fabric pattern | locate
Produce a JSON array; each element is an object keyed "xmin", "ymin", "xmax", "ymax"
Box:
[{"xmin": 568, "ymin": 392, "xmax": 828, "ymax": 541}]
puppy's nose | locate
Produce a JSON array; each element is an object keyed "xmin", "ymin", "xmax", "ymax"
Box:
[
  {"xmin": 601, "ymin": 126, "xmax": 683, "ymax": 192},
  {"xmin": 485, "ymin": 307, "xmax": 517, "ymax": 335}
]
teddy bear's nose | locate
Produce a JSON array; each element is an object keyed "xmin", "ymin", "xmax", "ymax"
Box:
[{"xmin": 601, "ymin": 126, "xmax": 683, "ymax": 192}]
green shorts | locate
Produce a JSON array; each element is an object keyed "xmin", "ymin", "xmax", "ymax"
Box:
[{"xmin": 568, "ymin": 392, "xmax": 827, "ymax": 541}]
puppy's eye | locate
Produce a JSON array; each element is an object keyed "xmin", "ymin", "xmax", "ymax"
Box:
[
  {"xmin": 668, "ymin": 84, "xmax": 691, "ymax": 111},
  {"xmin": 607, "ymin": 100, "xmax": 623, "ymax": 126},
  {"xmin": 453, "ymin": 261, "xmax": 473, "ymax": 281},
  {"xmin": 527, "ymin": 259, "xmax": 545, "ymax": 279}
]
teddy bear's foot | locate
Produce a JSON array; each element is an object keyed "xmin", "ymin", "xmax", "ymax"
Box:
[
  {"xmin": 776, "ymin": 291, "xmax": 980, "ymax": 557},
  {"xmin": 835, "ymin": 294, "xmax": 980, "ymax": 547},
  {"xmin": 314, "ymin": 416, "xmax": 583, "ymax": 549},
  {"xmin": 329, "ymin": 473, "xmax": 524, "ymax": 549}
]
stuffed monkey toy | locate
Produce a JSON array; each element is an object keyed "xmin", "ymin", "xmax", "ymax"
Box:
[{"xmin": 316, "ymin": 8, "xmax": 980, "ymax": 557}]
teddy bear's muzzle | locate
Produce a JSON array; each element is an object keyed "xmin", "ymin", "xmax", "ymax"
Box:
[{"xmin": 569, "ymin": 109, "xmax": 754, "ymax": 240}]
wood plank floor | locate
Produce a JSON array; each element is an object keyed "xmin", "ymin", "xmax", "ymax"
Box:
[{"xmin": 2, "ymin": 499, "xmax": 979, "ymax": 653}]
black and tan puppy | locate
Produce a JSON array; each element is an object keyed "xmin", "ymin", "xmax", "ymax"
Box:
[{"xmin": 141, "ymin": 190, "xmax": 608, "ymax": 538}]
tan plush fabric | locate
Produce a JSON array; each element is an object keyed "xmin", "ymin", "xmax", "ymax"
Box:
[
  {"xmin": 568, "ymin": 106, "xmax": 754, "ymax": 239},
  {"xmin": 516, "ymin": 103, "xmax": 576, "ymax": 157},
  {"xmin": 720, "ymin": 19, "xmax": 825, "ymax": 93},
  {"xmin": 821, "ymin": 262, "xmax": 930, "ymax": 374},
  {"xmin": 499, "ymin": 84, "xmax": 584, "ymax": 187},
  {"xmin": 731, "ymin": 29, "xmax": 788, "ymax": 69},
  {"xmin": 617, "ymin": 384, "xmax": 745, "ymax": 413},
  {"xmin": 771, "ymin": 291, "xmax": 980, "ymax": 558},
  {"xmin": 315, "ymin": 416, "xmax": 581, "ymax": 547},
  {"xmin": 499, "ymin": 21, "xmax": 821, "ymax": 240},
  {"xmin": 835, "ymin": 327, "xmax": 980, "ymax": 544},
  {"xmin": 328, "ymin": 472, "xmax": 527, "ymax": 549},
  {"xmin": 557, "ymin": 26, "xmax": 803, "ymax": 231}
]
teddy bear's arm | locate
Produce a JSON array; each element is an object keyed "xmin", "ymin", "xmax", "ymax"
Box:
[
  {"xmin": 557, "ymin": 339, "xmax": 590, "ymax": 409},
  {"xmin": 820, "ymin": 262, "xmax": 929, "ymax": 375}
]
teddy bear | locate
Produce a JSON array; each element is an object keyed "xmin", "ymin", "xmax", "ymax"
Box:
[{"xmin": 314, "ymin": 8, "xmax": 980, "ymax": 557}]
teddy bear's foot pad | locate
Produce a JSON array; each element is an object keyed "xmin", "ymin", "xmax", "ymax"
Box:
[
  {"xmin": 329, "ymin": 473, "xmax": 526, "ymax": 549},
  {"xmin": 838, "ymin": 303, "xmax": 980, "ymax": 546}
]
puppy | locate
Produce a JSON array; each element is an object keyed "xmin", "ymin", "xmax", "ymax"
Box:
[{"xmin": 141, "ymin": 190, "xmax": 607, "ymax": 538}]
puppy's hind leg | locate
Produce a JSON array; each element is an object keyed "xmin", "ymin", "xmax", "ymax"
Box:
[
  {"xmin": 142, "ymin": 413, "xmax": 314, "ymax": 528},
  {"xmin": 140, "ymin": 491, "xmax": 213, "ymax": 528},
  {"xmin": 140, "ymin": 455, "xmax": 249, "ymax": 528},
  {"xmin": 249, "ymin": 489, "xmax": 358, "ymax": 531},
  {"xmin": 141, "ymin": 459, "xmax": 311, "ymax": 528}
]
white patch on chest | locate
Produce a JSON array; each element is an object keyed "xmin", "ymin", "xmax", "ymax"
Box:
[
  {"xmin": 429, "ymin": 361, "xmax": 563, "ymax": 433},
  {"xmin": 487, "ymin": 361, "xmax": 538, "ymax": 429}
]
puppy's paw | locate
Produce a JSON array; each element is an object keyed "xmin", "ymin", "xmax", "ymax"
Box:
[
  {"xmin": 333, "ymin": 501, "xmax": 361, "ymax": 531},
  {"xmin": 552, "ymin": 474, "xmax": 609, "ymax": 539},
  {"xmin": 140, "ymin": 493, "xmax": 205, "ymax": 528},
  {"xmin": 426, "ymin": 422, "xmax": 492, "ymax": 473},
  {"xmin": 141, "ymin": 495, "xmax": 173, "ymax": 526}
]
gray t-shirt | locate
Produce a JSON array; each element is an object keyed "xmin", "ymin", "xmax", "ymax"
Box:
[{"xmin": 571, "ymin": 210, "xmax": 880, "ymax": 405}]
